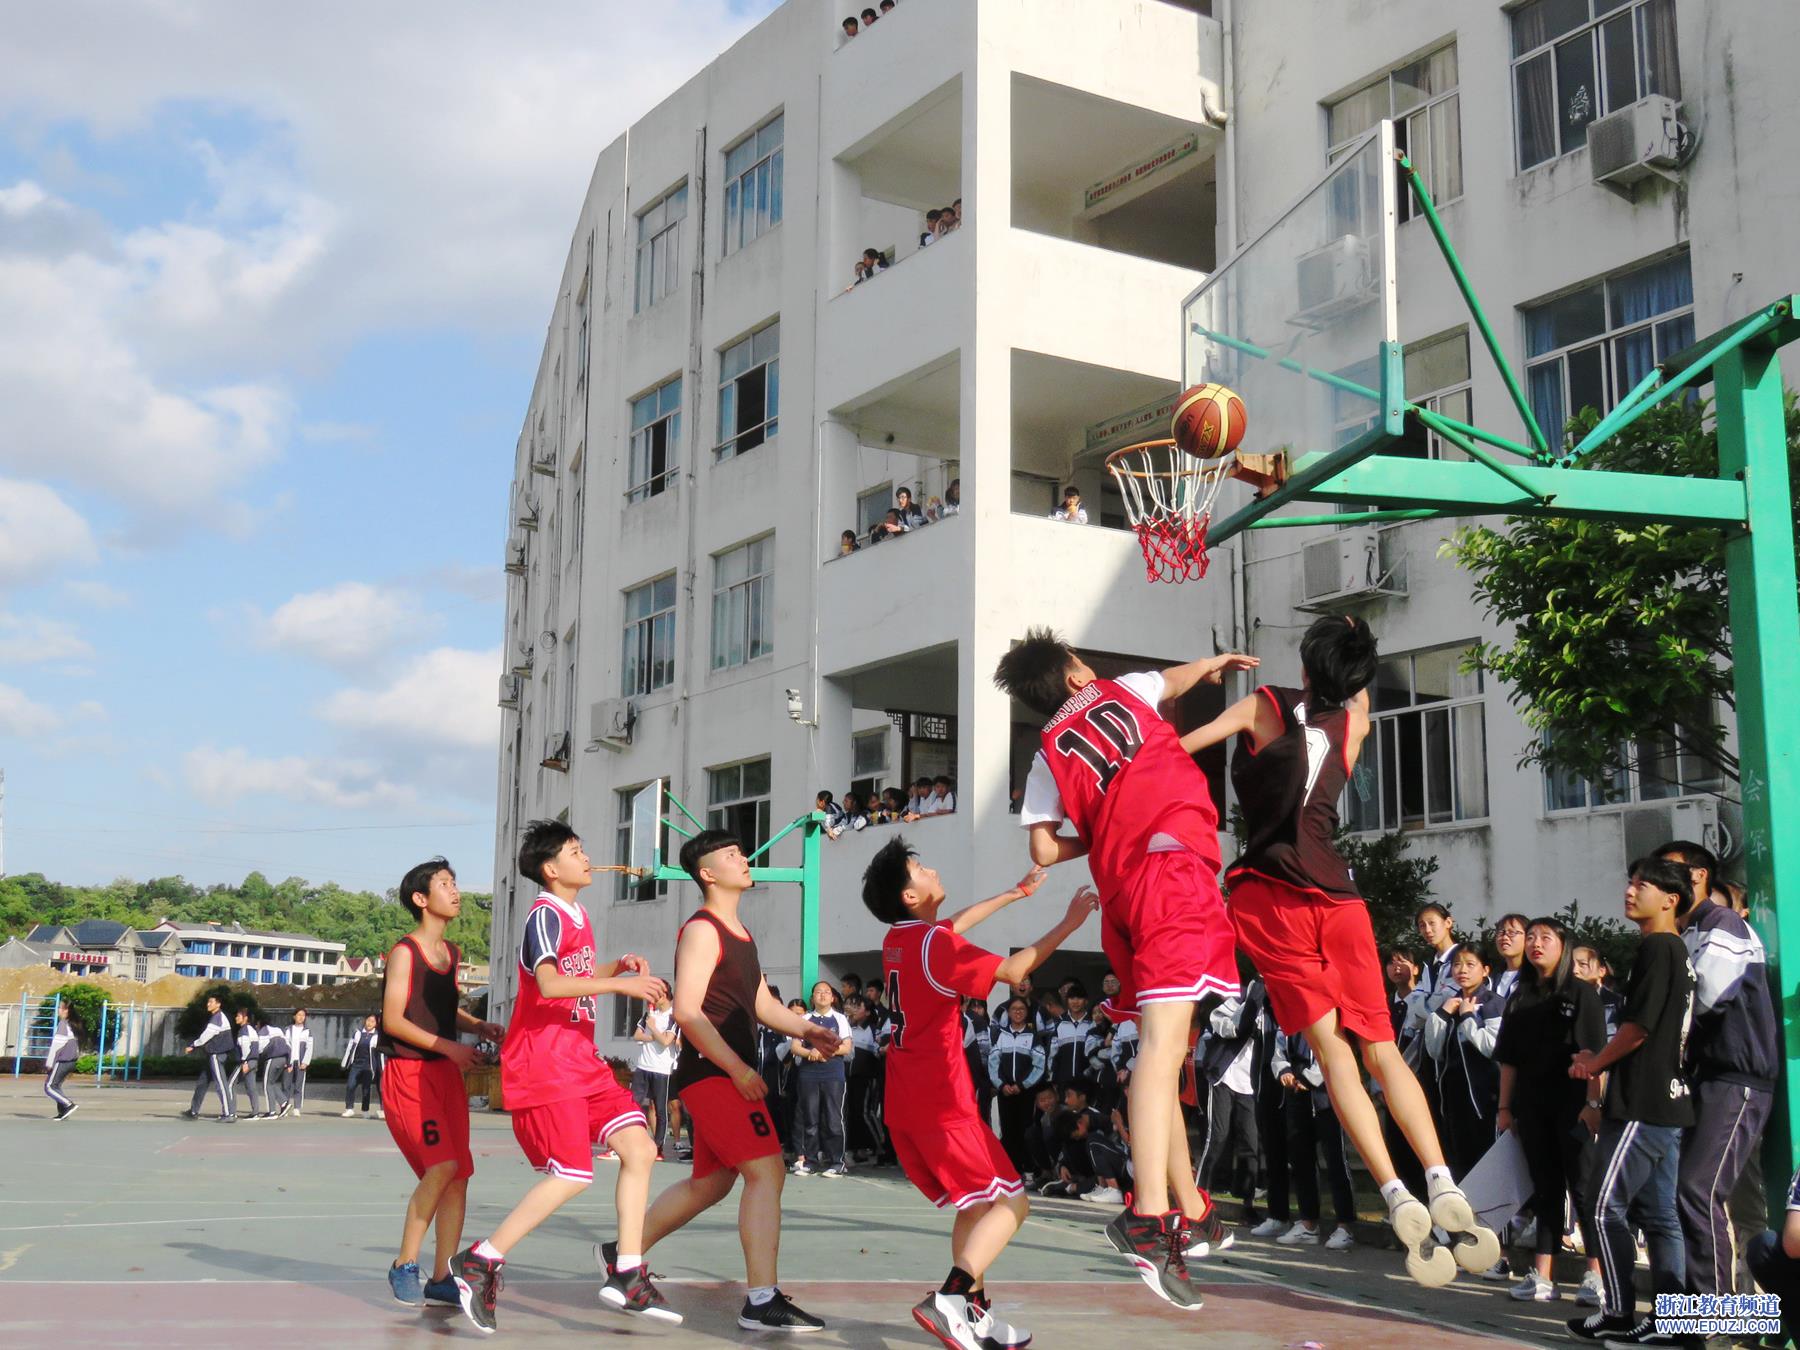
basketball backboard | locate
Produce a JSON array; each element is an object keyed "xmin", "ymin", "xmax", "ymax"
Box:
[
  {"xmin": 628, "ymin": 779, "xmax": 664, "ymax": 877},
  {"xmin": 1181, "ymin": 120, "xmax": 1401, "ymax": 503}
]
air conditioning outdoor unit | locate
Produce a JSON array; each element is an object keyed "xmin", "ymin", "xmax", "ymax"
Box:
[
  {"xmin": 511, "ymin": 644, "xmax": 534, "ymax": 677},
  {"xmin": 1293, "ymin": 235, "xmax": 1376, "ymax": 326},
  {"xmin": 540, "ymin": 730, "xmax": 571, "ymax": 770},
  {"xmin": 1297, "ymin": 526, "xmax": 1404, "ymax": 610},
  {"xmin": 591, "ymin": 698, "xmax": 636, "ymax": 746},
  {"xmin": 1619, "ymin": 796, "xmax": 1723, "ymax": 867},
  {"xmin": 504, "ymin": 541, "xmax": 527, "ymax": 576},
  {"xmin": 531, "ymin": 447, "xmax": 557, "ymax": 477},
  {"xmin": 497, "ymin": 673, "xmax": 522, "ymax": 708},
  {"xmin": 516, "ymin": 498, "xmax": 540, "ymax": 531},
  {"xmin": 1589, "ymin": 94, "xmax": 1682, "ymax": 192}
]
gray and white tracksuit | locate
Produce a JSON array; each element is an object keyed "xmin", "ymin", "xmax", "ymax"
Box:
[
  {"xmin": 188, "ymin": 1011, "xmax": 235, "ymax": 1117},
  {"xmin": 45, "ymin": 1020, "xmax": 79, "ymax": 1112}
]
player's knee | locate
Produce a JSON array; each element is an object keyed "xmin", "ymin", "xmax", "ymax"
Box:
[
  {"xmin": 422, "ymin": 1158, "xmax": 460, "ymax": 1182},
  {"xmin": 1004, "ymin": 1192, "xmax": 1031, "ymax": 1223},
  {"xmin": 613, "ymin": 1128, "xmax": 656, "ymax": 1171}
]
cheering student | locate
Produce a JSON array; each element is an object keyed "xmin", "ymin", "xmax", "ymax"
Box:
[
  {"xmin": 343, "ymin": 1014, "xmax": 384, "ymax": 1117},
  {"xmin": 995, "ymin": 630, "xmax": 1253, "ymax": 1309},
  {"xmin": 861, "ymin": 834, "xmax": 1094, "ymax": 1349},
  {"xmin": 1178, "ymin": 616, "xmax": 1498, "ymax": 1287},
  {"xmin": 44, "ymin": 1003, "xmax": 80, "ymax": 1120},
  {"xmin": 377, "ymin": 857, "xmax": 505, "ymax": 1310},
  {"xmin": 286, "ymin": 1009, "xmax": 314, "ymax": 1115},
  {"xmin": 453, "ymin": 825, "xmax": 675, "ymax": 1334},
  {"xmin": 182, "ymin": 994, "xmax": 236, "ymax": 1122},
  {"xmin": 632, "ymin": 831, "xmax": 843, "ymax": 1333}
]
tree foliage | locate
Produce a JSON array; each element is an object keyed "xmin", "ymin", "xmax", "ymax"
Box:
[
  {"xmin": 40, "ymin": 983, "xmax": 109, "ymax": 1046},
  {"xmin": 0, "ymin": 870, "xmax": 492, "ymax": 961},
  {"xmin": 175, "ymin": 983, "xmax": 267, "ymax": 1042},
  {"xmin": 1444, "ymin": 395, "xmax": 1800, "ymax": 793}
]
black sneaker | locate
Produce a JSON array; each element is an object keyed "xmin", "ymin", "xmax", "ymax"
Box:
[
  {"xmin": 180, "ymin": 1109, "xmax": 199, "ymax": 1120},
  {"xmin": 599, "ymin": 1263, "xmax": 682, "ymax": 1324},
  {"xmin": 737, "ymin": 1288, "xmax": 825, "ymax": 1332},
  {"xmin": 451, "ymin": 1246, "xmax": 503, "ymax": 1335},
  {"xmin": 1102, "ymin": 1208, "xmax": 1202, "ymax": 1310},
  {"xmin": 1183, "ymin": 1200, "xmax": 1235, "ymax": 1259},
  {"xmin": 1600, "ymin": 1318, "xmax": 1681, "ymax": 1348},
  {"xmin": 1569, "ymin": 1311, "xmax": 1639, "ymax": 1342}
]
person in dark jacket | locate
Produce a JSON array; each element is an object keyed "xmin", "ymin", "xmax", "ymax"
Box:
[
  {"xmin": 44, "ymin": 1004, "xmax": 80, "ymax": 1120},
  {"xmin": 342, "ymin": 1013, "xmax": 385, "ymax": 1117},
  {"xmin": 987, "ymin": 996, "xmax": 1047, "ymax": 1179},
  {"xmin": 1422, "ymin": 944, "xmax": 1504, "ymax": 1180},
  {"xmin": 1195, "ymin": 979, "xmax": 1261, "ymax": 1207},
  {"xmin": 1270, "ymin": 1031, "xmax": 1357, "ymax": 1249},
  {"xmin": 1045, "ymin": 981, "xmax": 1099, "ymax": 1094},
  {"xmin": 257, "ymin": 1014, "xmax": 292, "ymax": 1119},
  {"xmin": 183, "ymin": 995, "xmax": 236, "ymax": 1122},
  {"xmin": 227, "ymin": 1008, "xmax": 263, "ymax": 1120}
]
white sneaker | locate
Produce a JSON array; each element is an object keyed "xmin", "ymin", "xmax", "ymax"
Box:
[
  {"xmin": 1510, "ymin": 1271, "xmax": 1557, "ymax": 1302},
  {"xmin": 791, "ymin": 1159, "xmax": 812, "ymax": 1176},
  {"xmin": 1481, "ymin": 1258, "xmax": 1512, "ymax": 1281},
  {"xmin": 1325, "ymin": 1225, "xmax": 1355, "ymax": 1251},
  {"xmin": 341, "ymin": 1108, "xmax": 355, "ymax": 1118},
  {"xmin": 911, "ymin": 1292, "xmax": 981, "ymax": 1350},
  {"xmin": 1276, "ymin": 1221, "xmax": 1321, "ymax": 1246},
  {"xmin": 1250, "ymin": 1216, "xmax": 1287, "ymax": 1238},
  {"xmin": 1575, "ymin": 1270, "xmax": 1605, "ymax": 1306},
  {"xmin": 966, "ymin": 1300, "xmax": 1029, "ymax": 1348},
  {"xmin": 1080, "ymin": 1185, "xmax": 1124, "ymax": 1205},
  {"xmin": 375, "ymin": 1108, "xmax": 385, "ymax": 1121}
]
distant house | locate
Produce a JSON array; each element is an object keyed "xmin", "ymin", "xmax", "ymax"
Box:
[
  {"xmin": 22, "ymin": 921, "xmax": 181, "ymax": 981},
  {"xmin": 158, "ymin": 921, "xmax": 348, "ymax": 988}
]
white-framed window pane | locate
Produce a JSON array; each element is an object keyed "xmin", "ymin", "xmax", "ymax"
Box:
[
  {"xmin": 723, "ymin": 118, "xmax": 784, "ymax": 256},
  {"xmin": 1600, "ymin": 11, "xmax": 1638, "ymax": 109},
  {"xmin": 1329, "ymin": 80, "xmax": 1388, "ymax": 146},
  {"xmin": 1515, "ymin": 50, "xmax": 1557, "ymax": 169},
  {"xmin": 707, "ymin": 757, "xmax": 773, "ymax": 857},
  {"xmin": 1554, "ymin": 33, "xmax": 1599, "ymax": 154},
  {"xmin": 853, "ymin": 728, "xmax": 887, "ymax": 776},
  {"xmin": 1512, "ymin": 0, "xmax": 1594, "ymax": 57}
]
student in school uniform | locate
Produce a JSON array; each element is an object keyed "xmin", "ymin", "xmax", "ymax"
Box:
[
  {"xmin": 1046, "ymin": 980, "xmax": 1100, "ymax": 1096},
  {"xmin": 183, "ymin": 994, "xmax": 236, "ymax": 1122},
  {"xmin": 1422, "ymin": 943, "xmax": 1505, "ymax": 1181},
  {"xmin": 789, "ymin": 981, "xmax": 852, "ymax": 1177},
  {"xmin": 1270, "ymin": 1031, "xmax": 1358, "ymax": 1252},
  {"xmin": 286, "ymin": 1009, "xmax": 314, "ymax": 1115},
  {"xmin": 843, "ymin": 995, "xmax": 885, "ymax": 1165},
  {"xmin": 258, "ymin": 1013, "xmax": 292, "ymax": 1119},
  {"xmin": 1491, "ymin": 915, "xmax": 1529, "ymax": 1002},
  {"xmin": 987, "ymin": 996, "xmax": 1048, "ymax": 1179},
  {"xmin": 44, "ymin": 1004, "xmax": 80, "ymax": 1120},
  {"xmin": 343, "ymin": 1013, "xmax": 385, "ymax": 1117},
  {"xmin": 227, "ymin": 1008, "xmax": 262, "ymax": 1120},
  {"xmin": 1196, "ymin": 979, "xmax": 1262, "ymax": 1215}
]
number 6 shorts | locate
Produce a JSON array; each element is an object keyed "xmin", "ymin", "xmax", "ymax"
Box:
[
  {"xmin": 382, "ymin": 1057, "xmax": 474, "ymax": 1180},
  {"xmin": 677, "ymin": 1075, "xmax": 782, "ymax": 1179}
]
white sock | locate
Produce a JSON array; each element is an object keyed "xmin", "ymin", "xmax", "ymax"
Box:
[
  {"xmin": 614, "ymin": 1254, "xmax": 642, "ymax": 1272},
  {"xmin": 473, "ymin": 1240, "xmax": 503, "ymax": 1263},
  {"xmin": 1380, "ymin": 1179, "xmax": 1411, "ymax": 1208},
  {"xmin": 1424, "ymin": 1165, "xmax": 1454, "ymax": 1188},
  {"xmin": 748, "ymin": 1285, "xmax": 777, "ymax": 1306}
]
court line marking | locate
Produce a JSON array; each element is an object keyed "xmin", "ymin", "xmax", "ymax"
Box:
[{"xmin": 0, "ymin": 1212, "xmax": 399, "ymax": 1233}]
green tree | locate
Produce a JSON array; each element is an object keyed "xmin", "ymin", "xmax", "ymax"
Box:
[
  {"xmin": 175, "ymin": 984, "xmax": 263, "ymax": 1042},
  {"xmin": 1445, "ymin": 395, "xmax": 1800, "ymax": 795},
  {"xmin": 39, "ymin": 983, "xmax": 109, "ymax": 1047},
  {"xmin": 1338, "ymin": 829, "xmax": 1442, "ymax": 953}
]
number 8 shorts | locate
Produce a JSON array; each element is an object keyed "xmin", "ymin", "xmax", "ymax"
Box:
[
  {"xmin": 677, "ymin": 1075, "xmax": 781, "ymax": 1179},
  {"xmin": 382, "ymin": 1057, "xmax": 474, "ymax": 1180}
]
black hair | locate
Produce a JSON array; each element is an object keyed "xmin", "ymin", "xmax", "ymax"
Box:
[
  {"xmin": 767, "ymin": 984, "xmax": 782, "ymax": 1002},
  {"xmin": 861, "ymin": 835, "xmax": 918, "ymax": 925},
  {"xmin": 1495, "ymin": 912, "xmax": 1529, "ymax": 934},
  {"xmin": 862, "ymin": 7, "xmax": 877, "ymax": 19},
  {"xmin": 933, "ymin": 775, "xmax": 954, "ymax": 789},
  {"xmin": 841, "ymin": 972, "xmax": 864, "ymax": 990},
  {"xmin": 1415, "ymin": 901, "xmax": 1451, "ymax": 923},
  {"xmin": 1448, "ymin": 941, "xmax": 1493, "ymax": 973},
  {"xmin": 679, "ymin": 828, "xmax": 743, "ymax": 888},
  {"xmin": 810, "ymin": 979, "xmax": 836, "ymax": 1005},
  {"xmin": 842, "ymin": 15, "xmax": 858, "ymax": 29},
  {"xmin": 863, "ymin": 977, "xmax": 883, "ymax": 997},
  {"xmin": 915, "ymin": 776, "xmax": 932, "ymax": 787},
  {"xmin": 1061, "ymin": 485, "xmax": 1080, "ymax": 499},
  {"xmin": 1516, "ymin": 916, "xmax": 1575, "ymax": 999},
  {"xmin": 399, "ymin": 856, "xmax": 454, "ymax": 919},
  {"xmin": 1004, "ymin": 995, "xmax": 1030, "ymax": 1021},
  {"xmin": 1061, "ymin": 1081, "xmax": 1090, "ymax": 1102},
  {"xmin": 1630, "ymin": 854, "xmax": 1696, "ymax": 918},
  {"xmin": 518, "ymin": 819, "xmax": 578, "ymax": 886},
  {"xmin": 926, "ymin": 208, "xmax": 942, "ymax": 221},
  {"xmin": 815, "ymin": 788, "xmax": 835, "ymax": 805},
  {"xmin": 993, "ymin": 626, "xmax": 1080, "ymax": 718},
  {"xmin": 844, "ymin": 994, "xmax": 868, "ymax": 1014},
  {"xmin": 1053, "ymin": 1112, "xmax": 1085, "ymax": 1143},
  {"xmin": 1654, "ymin": 839, "xmax": 1719, "ymax": 887},
  {"xmin": 1063, "ymin": 979, "xmax": 1088, "ymax": 1000},
  {"xmin": 895, "ymin": 485, "xmax": 912, "ymax": 499},
  {"xmin": 1298, "ymin": 615, "xmax": 1379, "ymax": 708}
]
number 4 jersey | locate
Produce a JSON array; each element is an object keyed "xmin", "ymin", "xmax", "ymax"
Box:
[
  {"xmin": 501, "ymin": 891, "xmax": 612, "ymax": 1109},
  {"xmin": 1020, "ymin": 670, "xmax": 1222, "ymax": 900},
  {"xmin": 881, "ymin": 920, "xmax": 1003, "ymax": 1130}
]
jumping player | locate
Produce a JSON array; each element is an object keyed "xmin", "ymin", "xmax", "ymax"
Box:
[
  {"xmin": 377, "ymin": 857, "xmax": 504, "ymax": 1309},
  {"xmin": 861, "ymin": 835, "xmax": 1096, "ymax": 1349},
  {"xmin": 453, "ymin": 824, "xmax": 677, "ymax": 1334},
  {"xmin": 994, "ymin": 632, "xmax": 1253, "ymax": 1308},
  {"xmin": 634, "ymin": 830, "xmax": 843, "ymax": 1333},
  {"xmin": 1178, "ymin": 616, "xmax": 1499, "ymax": 1285}
]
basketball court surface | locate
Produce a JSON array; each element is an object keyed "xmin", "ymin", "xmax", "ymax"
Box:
[{"xmin": 1, "ymin": 1081, "xmax": 1569, "ymax": 1348}]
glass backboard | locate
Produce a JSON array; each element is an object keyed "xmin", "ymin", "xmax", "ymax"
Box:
[
  {"xmin": 628, "ymin": 779, "xmax": 664, "ymax": 876},
  {"xmin": 1181, "ymin": 121, "xmax": 1400, "ymax": 476}
]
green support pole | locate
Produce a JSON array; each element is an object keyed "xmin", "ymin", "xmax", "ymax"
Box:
[
  {"xmin": 1714, "ymin": 344, "xmax": 1800, "ymax": 1208},
  {"xmin": 800, "ymin": 813, "xmax": 821, "ymax": 996}
]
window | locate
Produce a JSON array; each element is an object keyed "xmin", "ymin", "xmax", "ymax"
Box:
[
  {"xmin": 853, "ymin": 727, "xmax": 888, "ymax": 779},
  {"xmin": 723, "ymin": 115, "xmax": 784, "ymax": 255},
  {"xmin": 1331, "ymin": 329, "xmax": 1471, "ymax": 458},
  {"xmin": 1524, "ymin": 252, "xmax": 1694, "ymax": 442},
  {"xmin": 610, "ymin": 996, "xmax": 635, "ymax": 1039},
  {"xmin": 1328, "ymin": 43, "xmax": 1460, "ymax": 219},
  {"xmin": 622, "ymin": 575, "xmax": 676, "ymax": 698},
  {"xmin": 635, "ymin": 184, "xmax": 687, "ymax": 312},
  {"xmin": 628, "ymin": 377, "xmax": 681, "ymax": 501},
  {"xmin": 1346, "ymin": 645, "xmax": 1489, "ymax": 831},
  {"xmin": 1512, "ymin": 0, "xmax": 1680, "ymax": 171},
  {"xmin": 716, "ymin": 323, "xmax": 780, "ymax": 460},
  {"xmin": 711, "ymin": 536, "xmax": 774, "ymax": 670},
  {"xmin": 708, "ymin": 757, "xmax": 772, "ymax": 858},
  {"xmin": 614, "ymin": 784, "xmax": 670, "ymax": 902},
  {"xmin": 1543, "ymin": 720, "xmax": 1725, "ymax": 811},
  {"xmin": 856, "ymin": 483, "xmax": 893, "ymax": 541}
]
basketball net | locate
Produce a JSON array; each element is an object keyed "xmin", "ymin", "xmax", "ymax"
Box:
[{"xmin": 1104, "ymin": 439, "xmax": 1235, "ymax": 583}]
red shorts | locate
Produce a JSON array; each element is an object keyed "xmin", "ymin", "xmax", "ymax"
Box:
[
  {"xmin": 890, "ymin": 1116, "xmax": 1023, "ymax": 1210},
  {"xmin": 677, "ymin": 1076, "xmax": 781, "ymax": 1180},
  {"xmin": 1227, "ymin": 871, "xmax": 1392, "ymax": 1043},
  {"xmin": 1097, "ymin": 847, "xmax": 1239, "ymax": 1021},
  {"xmin": 382, "ymin": 1058, "xmax": 474, "ymax": 1181},
  {"xmin": 510, "ymin": 1078, "xmax": 646, "ymax": 1184}
]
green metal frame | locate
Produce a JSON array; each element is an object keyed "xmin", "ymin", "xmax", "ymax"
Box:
[
  {"xmin": 649, "ymin": 789, "xmax": 825, "ymax": 993},
  {"xmin": 1200, "ymin": 134, "xmax": 1800, "ymax": 1198}
]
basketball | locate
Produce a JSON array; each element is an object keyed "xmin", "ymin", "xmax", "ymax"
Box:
[{"xmin": 1171, "ymin": 383, "xmax": 1247, "ymax": 457}]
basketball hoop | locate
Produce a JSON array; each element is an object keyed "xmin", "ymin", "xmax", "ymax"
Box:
[{"xmin": 1104, "ymin": 438, "xmax": 1238, "ymax": 584}]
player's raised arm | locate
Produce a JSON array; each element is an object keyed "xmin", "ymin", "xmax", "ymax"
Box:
[
  {"xmin": 992, "ymin": 887, "xmax": 1099, "ymax": 987},
  {"xmin": 1179, "ymin": 687, "xmax": 1279, "ymax": 756},
  {"xmin": 1027, "ymin": 822, "xmax": 1087, "ymax": 866},
  {"xmin": 1157, "ymin": 652, "xmax": 1260, "ymax": 705},
  {"xmin": 946, "ymin": 865, "xmax": 1047, "ymax": 935}
]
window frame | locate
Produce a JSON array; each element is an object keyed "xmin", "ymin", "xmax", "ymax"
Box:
[
  {"xmin": 614, "ymin": 782, "xmax": 671, "ymax": 902},
  {"xmin": 715, "ymin": 323, "xmax": 780, "ymax": 462},
  {"xmin": 722, "ymin": 115, "xmax": 785, "ymax": 257},
  {"xmin": 1326, "ymin": 42, "xmax": 1461, "ymax": 222},
  {"xmin": 1541, "ymin": 718, "xmax": 1726, "ymax": 814},
  {"xmin": 634, "ymin": 183, "xmax": 688, "ymax": 313},
  {"xmin": 706, "ymin": 756, "xmax": 773, "ymax": 859},
  {"xmin": 710, "ymin": 535, "xmax": 775, "ymax": 672},
  {"xmin": 628, "ymin": 376, "xmax": 683, "ymax": 502},
  {"xmin": 1509, "ymin": 0, "xmax": 1681, "ymax": 173},
  {"xmin": 621, "ymin": 573, "xmax": 678, "ymax": 699},
  {"xmin": 1345, "ymin": 644, "xmax": 1490, "ymax": 834}
]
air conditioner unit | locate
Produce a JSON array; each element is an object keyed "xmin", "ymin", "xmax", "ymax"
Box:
[
  {"xmin": 540, "ymin": 730, "xmax": 571, "ymax": 770},
  {"xmin": 1297, "ymin": 526, "xmax": 1404, "ymax": 610},
  {"xmin": 1293, "ymin": 235, "xmax": 1375, "ymax": 327},
  {"xmin": 497, "ymin": 673, "xmax": 522, "ymax": 708},
  {"xmin": 504, "ymin": 541, "xmax": 527, "ymax": 576},
  {"xmin": 511, "ymin": 644, "xmax": 534, "ymax": 677},
  {"xmin": 516, "ymin": 498, "xmax": 540, "ymax": 531},
  {"xmin": 531, "ymin": 447, "xmax": 557, "ymax": 477},
  {"xmin": 1620, "ymin": 796, "xmax": 1721, "ymax": 867},
  {"xmin": 1590, "ymin": 94, "xmax": 1682, "ymax": 191},
  {"xmin": 591, "ymin": 698, "xmax": 636, "ymax": 746}
]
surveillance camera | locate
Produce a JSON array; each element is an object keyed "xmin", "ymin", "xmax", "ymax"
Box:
[{"xmin": 785, "ymin": 688, "xmax": 803, "ymax": 718}]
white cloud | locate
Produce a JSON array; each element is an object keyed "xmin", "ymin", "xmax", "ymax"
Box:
[
  {"xmin": 252, "ymin": 580, "xmax": 427, "ymax": 669},
  {"xmin": 0, "ymin": 612, "xmax": 92, "ymax": 665},
  {"xmin": 184, "ymin": 744, "xmax": 417, "ymax": 812},
  {"xmin": 319, "ymin": 645, "xmax": 501, "ymax": 751},
  {"xmin": 0, "ymin": 477, "xmax": 97, "ymax": 585},
  {"xmin": 62, "ymin": 579, "xmax": 129, "ymax": 609},
  {"xmin": 0, "ymin": 682, "xmax": 61, "ymax": 737}
]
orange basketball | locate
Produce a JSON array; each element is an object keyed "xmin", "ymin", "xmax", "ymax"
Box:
[{"xmin": 1172, "ymin": 383, "xmax": 1247, "ymax": 457}]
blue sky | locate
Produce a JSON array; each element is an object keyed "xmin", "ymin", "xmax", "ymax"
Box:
[{"xmin": 0, "ymin": 1, "xmax": 779, "ymax": 890}]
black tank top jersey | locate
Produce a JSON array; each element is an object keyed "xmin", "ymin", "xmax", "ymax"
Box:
[
  {"xmin": 380, "ymin": 936, "xmax": 460, "ymax": 1060},
  {"xmin": 1228, "ymin": 685, "xmax": 1358, "ymax": 899},
  {"xmin": 670, "ymin": 910, "xmax": 762, "ymax": 1094}
]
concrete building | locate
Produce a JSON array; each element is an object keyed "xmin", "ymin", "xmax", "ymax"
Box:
[
  {"xmin": 158, "ymin": 922, "xmax": 348, "ymax": 988},
  {"xmin": 22, "ymin": 921, "xmax": 184, "ymax": 982},
  {"xmin": 491, "ymin": 0, "xmax": 1789, "ymax": 1049}
]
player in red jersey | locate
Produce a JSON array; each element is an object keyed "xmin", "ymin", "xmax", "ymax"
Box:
[
  {"xmin": 993, "ymin": 631, "xmax": 1255, "ymax": 1309},
  {"xmin": 861, "ymin": 835, "xmax": 1097, "ymax": 1350},
  {"xmin": 376, "ymin": 857, "xmax": 505, "ymax": 1310},
  {"xmin": 1178, "ymin": 616, "xmax": 1500, "ymax": 1286},
  {"xmin": 450, "ymin": 820, "xmax": 678, "ymax": 1335},
  {"xmin": 635, "ymin": 830, "xmax": 844, "ymax": 1333}
]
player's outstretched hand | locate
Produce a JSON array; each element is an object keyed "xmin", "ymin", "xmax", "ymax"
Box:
[
  {"xmin": 1204, "ymin": 653, "xmax": 1260, "ymax": 683},
  {"xmin": 1063, "ymin": 885, "xmax": 1100, "ymax": 926},
  {"xmin": 616, "ymin": 953, "xmax": 650, "ymax": 976},
  {"xmin": 800, "ymin": 1023, "xmax": 842, "ymax": 1059},
  {"xmin": 438, "ymin": 1039, "xmax": 479, "ymax": 1071},
  {"xmin": 731, "ymin": 1065, "xmax": 769, "ymax": 1102},
  {"xmin": 1016, "ymin": 864, "xmax": 1048, "ymax": 895},
  {"xmin": 479, "ymin": 1021, "xmax": 506, "ymax": 1043},
  {"xmin": 615, "ymin": 972, "xmax": 668, "ymax": 1004}
]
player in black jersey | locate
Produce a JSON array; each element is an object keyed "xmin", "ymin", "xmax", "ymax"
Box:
[{"xmin": 1180, "ymin": 616, "xmax": 1498, "ymax": 1287}]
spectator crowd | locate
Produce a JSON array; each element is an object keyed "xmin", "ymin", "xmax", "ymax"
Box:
[
  {"xmin": 816, "ymin": 778, "xmax": 957, "ymax": 840},
  {"xmin": 839, "ymin": 481, "xmax": 961, "ymax": 554}
]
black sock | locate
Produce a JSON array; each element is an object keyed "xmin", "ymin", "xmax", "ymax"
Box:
[
  {"xmin": 969, "ymin": 1288, "xmax": 990, "ymax": 1311},
  {"xmin": 940, "ymin": 1266, "xmax": 975, "ymax": 1297}
]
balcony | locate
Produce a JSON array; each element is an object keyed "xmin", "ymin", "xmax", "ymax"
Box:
[
  {"xmin": 818, "ymin": 225, "xmax": 966, "ymax": 413},
  {"xmin": 823, "ymin": 0, "xmax": 972, "ymax": 161}
]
